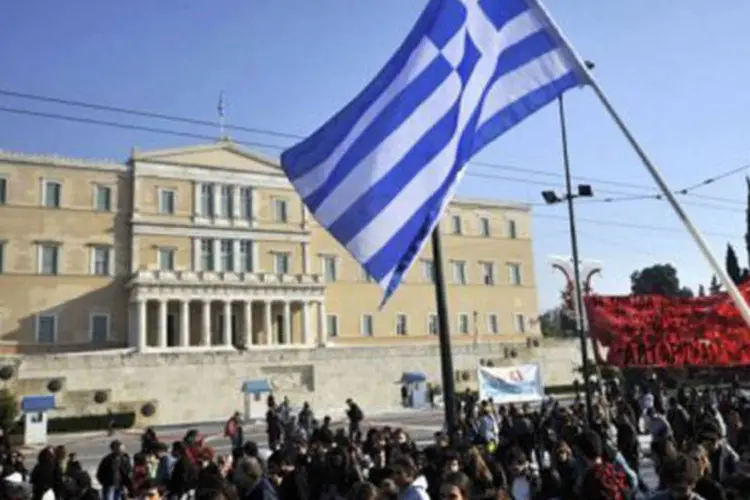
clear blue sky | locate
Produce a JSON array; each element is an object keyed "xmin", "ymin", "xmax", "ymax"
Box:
[{"xmin": 2, "ymin": 1, "xmax": 750, "ymax": 311}]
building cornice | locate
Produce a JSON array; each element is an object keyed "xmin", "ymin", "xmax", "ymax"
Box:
[
  {"xmin": 0, "ymin": 150, "xmax": 126, "ymax": 172},
  {"xmin": 134, "ymin": 160, "xmax": 293, "ymax": 190},
  {"xmin": 132, "ymin": 221, "xmax": 310, "ymax": 242}
]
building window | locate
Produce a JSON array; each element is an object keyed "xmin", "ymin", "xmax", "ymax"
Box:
[
  {"xmin": 219, "ymin": 185, "xmax": 233, "ymax": 218},
  {"xmin": 321, "ymin": 255, "xmax": 338, "ymax": 283},
  {"xmin": 395, "ymin": 314, "xmax": 408, "ymax": 336},
  {"xmin": 200, "ymin": 239, "xmax": 214, "ymax": 271},
  {"xmin": 327, "ymin": 315, "xmax": 339, "ymax": 338},
  {"xmin": 157, "ymin": 247, "xmax": 175, "ymax": 271},
  {"xmin": 238, "ymin": 240, "xmax": 254, "ymax": 272},
  {"xmin": 508, "ymin": 263, "xmax": 522, "ymax": 286},
  {"xmin": 38, "ymin": 244, "xmax": 59, "ymax": 275},
  {"xmin": 422, "ymin": 259, "xmax": 435, "ymax": 284},
  {"xmin": 94, "ymin": 185, "xmax": 112, "ymax": 211},
  {"xmin": 220, "ymin": 239, "xmax": 234, "ymax": 271},
  {"xmin": 158, "ymin": 189, "xmax": 175, "ymax": 215},
  {"xmin": 451, "ymin": 260, "xmax": 467, "ymax": 285},
  {"xmin": 458, "ymin": 313, "xmax": 470, "ymax": 334},
  {"xmin": 91, "ymin": 246, "xmax": 113, "ymax": 276},
  {"xmin": 90, "ymin": 313, "xmax": 110, "ymax": 344},
  {"xmin": 428, "ymin": 313, "xmax": 438, "ymax": 336},
  {"xmin": 361, "ymin": 314, "xmax": 374, "ymax": 337},
  {"xmin": 42, "ymin": 180, "xmax": 61, "ymax": 208},
  {"xmin": 507, "ymin": 219, "xmax": 518, "ymax": 239},
  {"xmin": 488, "ymin": 313, "xmax": 499, "ymax": 334},
  {"xmin": 273, "ymin": 198, "xmax": 289, "ymax": 223},
  {"xmin": 0, "ymin": 177, "xmax": 6, "ymax": 205},
  {"xmin": 239, "ymin": 187, "xmax": 253, "ymax": 220},
  {"xmin": 36, "ymin": 314, "xmax": 57, "ymax": 344},
  {"xmin": 273, "ymin": 252, "xmax": 290, "ymax": 274},
  {"xmin": 514, "ymin": 313, "xmax": 527, "ymax": 334},
  {"xmin": 479, "ymin": 216, "xmax": 491, "ymax": 237},
  {"xmin": 0, "ymin": 241, "xmax": 5, "ymax": 274},
  {"xmin": 450, "ymin": 215, "xmax": 462, "ymax": 235},
  {"xmin": 200, "ymin": 184, "xmax": 214, "ymax": 217},
  {"xmin": 480, "ymin": 261, "xmax": 495, "ymax": 285}
]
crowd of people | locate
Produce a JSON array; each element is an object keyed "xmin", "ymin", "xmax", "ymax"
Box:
[{"xmin": 1, "ymin": 380, "xmax": 749, "ymax": 500}]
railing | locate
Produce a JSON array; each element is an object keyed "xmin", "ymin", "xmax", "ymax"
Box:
[{"xmin": 130, "ymin": 269, "xmax": 324, "ymax": 286}]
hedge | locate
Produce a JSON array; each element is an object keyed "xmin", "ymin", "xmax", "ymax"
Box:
[{"xmin": 12, "ymin": 411, "xmax": 136, "ymax": 435}]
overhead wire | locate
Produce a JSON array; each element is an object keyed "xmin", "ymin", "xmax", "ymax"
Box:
[
  {"xmin": 1, "ymin": 87, "xmax": 747, "ymax": 206},
  {"xmin": 1, "ymin": 89, "xmax": 749, "ymax": 226}
]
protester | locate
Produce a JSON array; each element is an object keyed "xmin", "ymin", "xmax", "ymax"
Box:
[{"xmin": 7, "ymin": 376, "xmax": 750, "ymax": 500}]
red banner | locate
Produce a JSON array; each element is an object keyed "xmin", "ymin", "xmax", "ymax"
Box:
[{"xmin": 584, "ymin": 283, "xmax": 750, "ymax": 367}]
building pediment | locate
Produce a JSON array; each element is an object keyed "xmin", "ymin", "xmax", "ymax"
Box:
[{"xmin": 132, "ymin": 140, "xmax": 283, "ymax": 176}]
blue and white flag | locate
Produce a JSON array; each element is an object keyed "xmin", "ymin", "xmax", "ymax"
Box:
[{"xmin": 281, "ymin": 0, "xmax": 588, "ymax": 303}]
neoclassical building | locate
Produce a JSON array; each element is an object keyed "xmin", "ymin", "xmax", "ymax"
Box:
[{"xmin": 0, "ymin": 140, "xmax": 541, "ymax": 354}]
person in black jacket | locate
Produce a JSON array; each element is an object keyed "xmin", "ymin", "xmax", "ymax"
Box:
[
  {"xmin": 95, "ymin": 441, "xmax": 132, "ymax": 500},
  {"xmin": 346, "ymin": 400, "xmax": 364, "ymax": 439},
  {"xmin": 168, "ymin": 441, "xmax": 197, "ymax": 499}
]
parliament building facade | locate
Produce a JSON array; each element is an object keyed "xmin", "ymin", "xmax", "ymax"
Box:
[{"xmin": 0, "ymin": 140, "xmax": 541, "ymax": 354}]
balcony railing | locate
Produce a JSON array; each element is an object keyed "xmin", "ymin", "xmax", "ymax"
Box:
[{"xmin": 129, "ymin": 269, "xmax": 324, "ymax": 287}]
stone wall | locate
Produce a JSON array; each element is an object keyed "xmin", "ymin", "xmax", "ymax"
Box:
[{"xmin": 4, "ymin": 339, "xmax": 581, "ymax": 425}]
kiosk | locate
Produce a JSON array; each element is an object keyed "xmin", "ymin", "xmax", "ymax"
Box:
[
  {"xmin": 21, "ymin": 395, "xmax": 55, "ymax": 446},
  {"xmin": 241, "ymin": 379, "xmax": 272, "ymax": 421},
  {"xmin": 401, "ymin": 372, "xmax": 427, "ymax": 408}
]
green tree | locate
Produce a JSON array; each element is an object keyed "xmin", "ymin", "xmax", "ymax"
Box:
[
  {"xmin": 630, "ymin": 264, "xmax": 693, "ymax": 297},
  {"xmin": 539, "ymin": 309, "xmax": 568, "ymax": 337},
  {"xmin": 726, "ymin": 244, "xmax": 746, "ymax": 285},
  {"xmin": 0, "ymin": 389, "xmax": 18, "ymax": 436},
  {"xmin": 709, "ymin": 275, "xmax": 722, "ymax": 295}
]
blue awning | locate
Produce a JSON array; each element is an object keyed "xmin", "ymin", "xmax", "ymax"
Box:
[
  {"xmin": 241, "ymin": 379, "xmax": 271, "ymax": 394},
  {"xmin": 21, "ymin": 395, "xmax": 55, "ymax": 412},
  {"xmin": 402, "ymin": 372, "xmax": 426, "ymax": 384}
]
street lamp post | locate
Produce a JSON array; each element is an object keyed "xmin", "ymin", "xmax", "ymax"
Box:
[{"xmin": 540, "ymin": 104, "xmax": 596, "ymax": 428}]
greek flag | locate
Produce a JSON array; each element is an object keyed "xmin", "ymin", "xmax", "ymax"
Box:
[{"xmin": 281, "ymin": 0, "xmax": 588, "ymax": 303}]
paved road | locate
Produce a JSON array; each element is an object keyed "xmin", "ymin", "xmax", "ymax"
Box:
[{"xmin": 38, "ymin": 408, "xmax": 658, "ymax": 490}]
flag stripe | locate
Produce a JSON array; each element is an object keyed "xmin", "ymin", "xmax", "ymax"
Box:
[
  {"xmin": 305, "ymin": 55, "xmax": 454, "ymax": 213},
  {"xmin": 312, "ymin": 70, "xmax": 460, "ymax": 229},
  {"xmin": 282, "ymin": 0, "xmax": 444, "ymax": 179},
  {"xmin": 478, "ymin": 48, "xmax": 575, "ymax": 129},
  {"xmin": 475, "ymin": 70, "xmax": 580, "ymax": 155},
  {"xmin": 291, "ymin": 37, "xmax": 439, "ymax": 196},
  {"xmin": 328, "ymin": 101, "xmax": 461, "ymax": 246}
]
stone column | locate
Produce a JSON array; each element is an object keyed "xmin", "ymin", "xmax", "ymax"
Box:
[
  {"xmin": 180, "ymin": 300, "xmax": 190, "ymax": 347},
  {"xmin": 201, "ymin": 300, "xmax": 211, "ymax": 346},
  {"xmin": 232, "ymin": 186, "xmax": 241, "ymax": 219},
  {"xmin": 232, "ymin": 239, "xmax": 241, "ymax": 273},
  {"xmin": 193, "ymin": 182, "xmax": 201, "ymax": 217},
  {"xmin": 244, "ymin": 300, "xmax": 253, "ymax": 347},
  {"xmin": 157, "ymin": 299, "xmax": 168, "ymax": 348},
  {"xmin": 212, "ymin": 184, "xmax": 221, "ymax": 218},
  {"xmin": 317, "ymin": 301, "xmax": 328, "ymax": 347},
  {"xmin": 302, "ymin": 243, "xmax": 310, "ymax": 274},
  {"xmin": 264, "ymin": 301, "xmax": 273, "ymax": 345},
  {"xmin": 282, "ymin": 301, "xmax": 291, "ymax": 344},
  {"xmin": 301, "ymin": 301, "xmax": 310, "ymax": 345},
  {"xmin": 192, "ymin": 238, "xmax": 200, "ymax": 271},
  {"xmin": 137, "ymin": 299, "xmax": 147, "ymax": 351},
  {"xmin": 212, "ymin": 239, "xmax": 221, "ymax": 272},
  {"xmin": 223, "ymin": 300, "xmax": 233, "ymax": 347}
]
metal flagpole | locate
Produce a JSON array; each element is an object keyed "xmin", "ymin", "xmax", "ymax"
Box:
[
  {"xmin": 531, "ymin": 0, "xmax": 750, "ymax": 330},
  {"xmin": 431, "ymin": 228, "xmax": 459, "ymax": 442},
  {"xmin": 558, "ymin": 95, "xmax": 595, "ymax": 428},
  {"xmin": 218, "ymin": 91, "xmax": 226, "ymax": 139}
]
